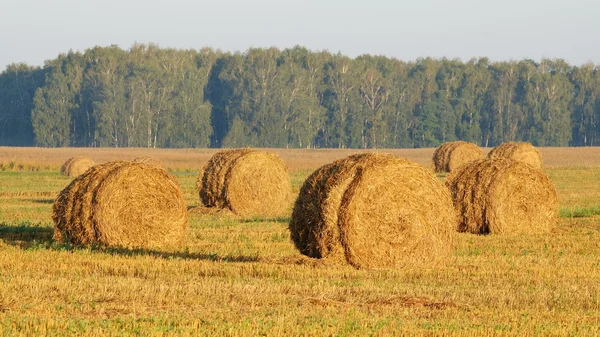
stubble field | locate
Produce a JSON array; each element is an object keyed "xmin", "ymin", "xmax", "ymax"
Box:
[{"xmin": 1, "ymin": 147, "xmax": 600, "ymax": 336}]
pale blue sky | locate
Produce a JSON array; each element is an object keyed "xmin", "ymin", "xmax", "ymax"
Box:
[{"xmin": 1, "ymin": 0, "xmax": 598, "ymax": 70}]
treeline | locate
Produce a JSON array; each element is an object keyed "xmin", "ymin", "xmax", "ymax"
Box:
[{"xmin": 1, "ymin": 44, "xmax": 599, "ymax": 148}]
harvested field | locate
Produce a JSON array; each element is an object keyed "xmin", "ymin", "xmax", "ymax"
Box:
[
  {"xmin": 0, "ymin": 147, "xmax": 600, "ymax": 335},
  {"xmin": 3, "ymin": 146, "xmax": 600, "ymax": 170}
]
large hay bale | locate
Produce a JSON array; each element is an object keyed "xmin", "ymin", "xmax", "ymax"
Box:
[
  {"xmin": 433, "ymin": 141, "xmax": 482, "ymax": 173},
  {"xmin": 289, "ymin": 153, "xmax": 372, "ymax": 261},
  {"xmin": 60, "ymin": 156, "xmax": 96, "ymax": 177},
  {"xmin": 487, "ymin": 142, "xmax": 543, "ymax": 169},
  {"xmin": 198, "ymin": 149, "xmax": 291, "ymax": 217},
  {"xmin": 54, "ymin": 161, "xmax": 128, "ymax": 243},
  {"xmin": 133, "ymin": 156, "xmax": 165, "ymax": 169},
  {"xmin": 52, "ymin": 161, "xmax": 188, "ymax": 248},
  {"xmin": 290, "ymin": 153, "xmax": 457, "ymax": 269},
  {"xmin": 446, "ymin": 158, "xmax": 558, "ymax": 235}
]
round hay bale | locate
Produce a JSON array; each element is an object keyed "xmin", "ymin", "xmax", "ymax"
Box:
[
  {"xmin": 53, "ymin": 161, "xmax": 188, "ymax": 248},
  {"xmin": 53, "ymin": 161, "xmax": 130, "ymax": 244},
  {"xmin": 60, "ymin": 156, "xmax": 96, "ymax": 177},
  {"xmin": 92, "ymin": 163, "xmax": 188, "ymax": 247},
  {"xmin": 447, "ymin": 142, "xmax": 483, "ymax": 172},
  {"xmin": 446, "ymin": 158, "xmax": 558, "ymax": 235},
  {"xmin": 199, "ymin": 149, "xmax": 253, "ymax": 209},
  {"xmin": 289, "ymin": 153, "xmax": 373, "ymax": 262},
  {"xmin": 290, "ymin": 153, "xmax": 457, "ymax": 269},
  {"xmin": 68, "ymin": 161, "xmax": 130, "ymax": 245},
  {"xmin": 199, "ymin": 149, "xmax": 291, "ymax": 217},
  {"xmin": 432, "ymin": 142, "xmax": 455, "ymax": 172},
  {"xmin": 433, "ymin": 141, "xmax": 482, "ymax": 173},
  {"xmin": 133, "ymin": 156, "xmax": 165, "ymax": 169},
  {"xmin": 487, "ymin": 142, "xmax": 543, "ymax": 169}
]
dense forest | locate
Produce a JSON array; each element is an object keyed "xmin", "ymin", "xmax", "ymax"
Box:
[{"xmin": 0, "ymin": 44, "xmax": 599, "ymax": 148}]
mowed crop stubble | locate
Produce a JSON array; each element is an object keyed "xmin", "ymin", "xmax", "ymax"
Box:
[{"xmin": 0, "ymin": 147, "xmax": 599, "ymax": 336}]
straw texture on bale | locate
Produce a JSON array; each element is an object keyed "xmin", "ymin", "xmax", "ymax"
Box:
[
  {"xmin": 52, "ymin": 161, "xmax": 188, "ymax": 248},
  {"xmin": 195, "ymin": 168, "xmax": 204, "ymax": 192},
  {"xmin": 198, "ymin": 149, "xmax": 291, "ymax": 217},
  {"xmin": 60, "ymin": 156, "xmax": 96, "ymax": 177},
  {"xmin": 446, "ymin": 158, "xmax": 558, "ymax": 235},
  {"xmin": 487, "ymin": 142, "xmax": 543, "ymax": 169},
  {"xmin": 289, "ymin": 153, "xmax": 372, "ymax": 262},
  {"xmin": 133, "ymin": 156, "xmax": 165, "ymax": 169},
  {"xmin": 433, "ymin": 141, "xmax": 482, "ymax": 173},
  {"xmin": 290, "ymin": 153, "xmax": 457, "ymax": 269},
  {"xmin": 199, "ymin": 149, "xmax": 252, "ymax": 209},
  {"xmin": 432, "ymin": 142, "xmax": 457, "ymax": 172}
]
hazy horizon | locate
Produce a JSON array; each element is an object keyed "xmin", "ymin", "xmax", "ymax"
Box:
[{"xmin": 1, "ymin": 0, "xmax": 599, "ymax": 70}]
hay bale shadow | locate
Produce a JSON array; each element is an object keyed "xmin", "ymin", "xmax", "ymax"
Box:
[
  {"xmin": 302, "ymin": 295, "xmax": 458, "ymax": 310},
  {"xmin": 0, "ymin": 224, "xmax": 259, "ymax": 263},
  {"xmin": 239, "ymin": 216, "xmax": 291, "ymax": 223},
  {"xmin": 0, "ymin": 223, "xmax": 54, "ymax": 246},
  {"xmin": 24, "ymin": 199, "xmax": 55, "ymax": 204},
  {"xmin": 188, "ymin": 205, "xmax": 235, "ymax": 216},
  {"xmin": 99, "ymin": 247, "xmax": 260, "ymax": 262},
  {"xmin": 188, "ymin": 205, "xmax": 291, "ymax": 224}
]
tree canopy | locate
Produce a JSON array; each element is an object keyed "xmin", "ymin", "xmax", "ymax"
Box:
[{"xmin": 1, "ymin": 44, "xmax": 599, "ymax": 148}]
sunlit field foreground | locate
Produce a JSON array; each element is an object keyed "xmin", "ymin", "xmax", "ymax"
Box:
[{"xmin": 1, "ymin": 147, "xmax": 600, "ymax": 336}]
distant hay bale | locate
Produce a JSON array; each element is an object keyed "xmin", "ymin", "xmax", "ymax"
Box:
[
  {"xmin": 446, "ymin": 158, "xmax": 558, "ymax": 235},
  {"xmin": 290, "ymin": 153, "xmax": 457, "ymax": 269},
  {"xmin": 60, "ymin": 156, "xmax": 96, "ymax": 177},
  {"xmin": 198, "ymin": 149, "xmax": 291, "ymax": 217},
  {"xmin": 487, "ymin": 142, "xmax": 543, "ymax": 169},
  {"xmin": 433, "ymin": 141, "xmax": 482, "ymax": 173},
  {"xmin": 447, "ymin": 142, "xmax": 483, "ymax": 172},
  {"xmin": 432, "ymin": 142, "xmax": 459, "ymax": 172},
  {"xmin": 133, "ymin": 156, "xmax": 165, "ymax": 169},
  {"xmin": 199, "ymin": 149, "xmax": 252, "ymax": 209},
  {"xmin": 52, "ymin": 161, "xmax": 188, "ymax": 248}
]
